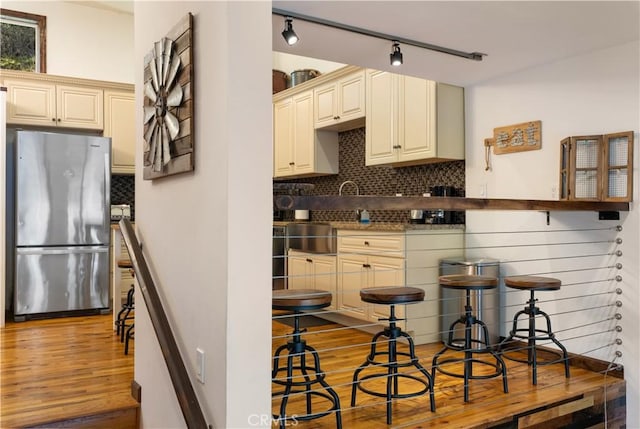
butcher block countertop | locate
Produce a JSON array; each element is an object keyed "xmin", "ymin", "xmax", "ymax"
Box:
[{"xmin": 275, "ymin": 221, "xmax": 464, "ymax": 232}]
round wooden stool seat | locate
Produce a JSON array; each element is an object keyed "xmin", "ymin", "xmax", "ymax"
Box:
[
  {"xmin": 439, "ymin": 274, "xmax": 498, "ymax": 290},
  {"xmin": 272, "ymin": 289, "xmax": 332, "ymax": 311},
  {"xmin": 504, "ymin": 275, "xmax": 561, "ymax": 291},
  {"xmin": 117, "ymin": 259, "xmax": 133, "ymax": 269},
  {"xmin": 360, "ymin": 286, "xmax": 424, "ymax": 305}
]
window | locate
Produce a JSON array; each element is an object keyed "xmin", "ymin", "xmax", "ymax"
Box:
[{"xmin": 0, "ymin": 9, "xmax": 46, "ymax": 72}]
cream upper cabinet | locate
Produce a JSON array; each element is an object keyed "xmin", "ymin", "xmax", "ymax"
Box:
[
  {"xmin": 313, "ymin": 69, "xmax": 365, "ymax": 131},
  {"xmin": 273, "ymin": 90, "xmax": 338, "ymax": 178},
  {"xmin": 4, "ymin": 77, "xmax": 103, "ymax": 130},
  {"xmin": 104, "ymin": 90, "xmax": 135, "ymax": 174},
  {"xmin": 365, "ymin": 69, "xmax": 464, "ymax": 166}
]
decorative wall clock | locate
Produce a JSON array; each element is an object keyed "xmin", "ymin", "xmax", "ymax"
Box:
[{"xmin": 143, "ymin": 13, "xmax": 194, "ymax": 180}]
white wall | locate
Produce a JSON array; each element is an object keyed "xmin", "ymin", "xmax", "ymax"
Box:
[
  {"xmin": 134, "ymin": 2, "xmax": 271, "ymax": 428},
  {"xmin": 2, "ymin": 1, "xmax": 134, "ymax": 83},
  {"xmin": 465, "ymin": 41, "xmax": 640, "ymax": 426}
]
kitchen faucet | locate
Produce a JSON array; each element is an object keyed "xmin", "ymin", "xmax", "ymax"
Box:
[{"xmin": 338, "ymin": 180, "xmax": 361, "ymax": 220}]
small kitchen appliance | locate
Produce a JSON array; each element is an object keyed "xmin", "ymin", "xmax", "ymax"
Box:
[{"xmin": 110, "ymin": 204, "xmax": 131, "ymax": 221}]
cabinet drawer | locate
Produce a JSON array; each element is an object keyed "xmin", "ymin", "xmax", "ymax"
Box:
[{"xmin": 337, "ymin": 230, "xmax": 405, "ymax": 257}]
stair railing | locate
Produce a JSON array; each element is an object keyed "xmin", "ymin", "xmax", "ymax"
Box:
[{"xmin": 119, "ymin": 218, "xmax": 211, "ymax": 429}]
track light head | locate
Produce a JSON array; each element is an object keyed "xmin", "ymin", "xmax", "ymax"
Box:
[
  {"xmin": 282, "ymin": 17, "xmax": 299, "ymax": 45},
  {"xmin": 390, "ymin": 41, "xmax": 403, "ymax": 66}
]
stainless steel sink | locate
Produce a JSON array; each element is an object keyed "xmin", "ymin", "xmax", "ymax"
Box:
[{"xmin": 287, "ymin": 223, "xmax": 336, "ymax": 254}]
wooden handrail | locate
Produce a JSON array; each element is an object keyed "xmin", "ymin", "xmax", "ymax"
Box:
[{"xmin": 119, "ymin": 219, "xmax": 210, "ymax": 429}]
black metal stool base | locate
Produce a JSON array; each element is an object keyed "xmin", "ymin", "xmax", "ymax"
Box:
[
  {"xmin": 272, "ymin": 313, "xmax": 342, "ymax": 429},
  {"xmin": 499, "ymin": 293, "xmax": 570, "ymax": 385},
  {"xmin": 351, "ymin": 308, "xmax": 435, "ymax": 425},
  {"xmin": 432, "ymin": 307, "xmax": 508, "ymax": 402}
]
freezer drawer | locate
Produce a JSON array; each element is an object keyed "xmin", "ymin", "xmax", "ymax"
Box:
[{"xmin": 14, "ymin": 246, "xmax": 109, "ymax": 316}]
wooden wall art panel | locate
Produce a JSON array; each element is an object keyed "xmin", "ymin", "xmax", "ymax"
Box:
[
  {"xmin": 493, "ymin": 120, "xmax": 541, "ymax": 155},
  {"xmin": 142, "ymin": 13, "xmax": 194, "ymax": 180}
]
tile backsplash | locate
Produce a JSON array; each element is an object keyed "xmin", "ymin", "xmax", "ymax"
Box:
[
  {"xmin": 276, "ymin": 127, "xmax": 465, "ymax": 223},
  {"xmin": 111, "ymin": 175, "xmax": 135, "ymax": 220}
]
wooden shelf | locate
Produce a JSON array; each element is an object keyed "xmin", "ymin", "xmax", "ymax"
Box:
[{"xmin": 274, "ymin": 195, "xmax": 629, "ymax": 212}]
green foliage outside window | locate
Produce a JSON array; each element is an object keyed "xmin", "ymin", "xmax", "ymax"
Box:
[{"xmin": 1, "ymin": 21, "xmax": 36, "ymax": 71}]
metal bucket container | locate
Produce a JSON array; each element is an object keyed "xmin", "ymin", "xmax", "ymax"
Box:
[{"xmin": 290, "ymin": 69, "xmax": 320, "ymax": 86}]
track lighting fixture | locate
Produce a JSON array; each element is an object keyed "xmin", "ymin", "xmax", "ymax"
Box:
[
  {"xmin": 390, "ymin": 41, "xmax": 403, "ymax": 66},
  {"xmin": 281, "ymin": 17, "xmax": 299, "ymax": 45},
  {"xmin": 273, "ymin": 8, "xmax": 486, "ymax": 62}
]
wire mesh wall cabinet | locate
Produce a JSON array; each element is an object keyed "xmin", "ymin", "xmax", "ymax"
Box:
[
  {"xmin": 271, "ymin": 220, "xmax": 626, "ymax": 428},
  {"xmin": 559, "ymin": 131, "xmax": 634, "ymax": 202}
]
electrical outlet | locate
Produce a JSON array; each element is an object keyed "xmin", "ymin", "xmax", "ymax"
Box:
[
  {"xmin": 196, "ymin": 348, "xmax": 205, "ymax": 384},
  {"xmin": 479, "ymin": 183, "xmax": 487, "ymax": 198}
]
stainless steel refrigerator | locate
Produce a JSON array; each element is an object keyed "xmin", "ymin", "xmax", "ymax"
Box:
[{"xmin": 9, "ymin": 130, "xmax": 111, "ymax": 319}]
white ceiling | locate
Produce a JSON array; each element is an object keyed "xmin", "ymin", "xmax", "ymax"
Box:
[{"xmin": 272, "ymin": 1, "xmax": 640, "ymax": 86}]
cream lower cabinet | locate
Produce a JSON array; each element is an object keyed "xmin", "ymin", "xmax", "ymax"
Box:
[
  {"xmin": 273, "ymin": 90, "xmax": 339, "ymax": 178},
  {"xmin": 336, "ymin": 228, "xmax": 465, "ymax": 345},
  {"xmin": 337, "ymin": 230, "xmax": 406, "ymax": 325},
  {"xmin": 287, "ymin": 250, "xmax": 337, "ymax": 310},
  {"xmin": 338, "ymin": 252, "xmax": 405, "ymax": 323},
  {"xmin": 104, "ymin": 90, "xmax": 135, "ymax": 174},
  {"xmin": 365, "ymin": 69, "xmax": 464, "ymax": 166},
  {"xmin": 3, "ymin": 77, "xmax": 103, "ymax": 130}
]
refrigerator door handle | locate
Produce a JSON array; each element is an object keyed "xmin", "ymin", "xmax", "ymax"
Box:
[{"xmin": 16, "ymin": 247, "xmax": 109, "ymax": 256}]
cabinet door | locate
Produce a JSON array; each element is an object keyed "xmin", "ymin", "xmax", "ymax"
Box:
[
  {"xmin": 569, "ymin": 135, "xmax": 602, "ymax": 201},
  {"xmin": 57, "ymin": 85, "xmax": 104, "ymax": 129},
  {"xmin": 287, "ymin": 250, "xmax": 311, "ymax": 290},
  {"xmin": 314, "ymin": 70, "xmax": 365, "ymax": 130},
  {"xmin": 5, "ymin": 78, "xmax": 56, "ymax": 126},
  {"xmin": 397, "ymin": 76, "xmax": 436, "ymax": 162},
  {"xmin": 312, "ymin": 255, "xmax": 337, "ymax": 311},
  {"xmin": 291, "ymin": 91, "xmax": 314, "ymax": 175},
  {"xmin": 337, "ymin": 254, "xmax": 368, "ymax": 319},
  {"xmin": 104, "ymin": 90, "xmax": 135, "ymax": 174},
  {"xmin": 313, "ymin": 83, "xmax": 338, "ymax": 128},
  {"xmin": 365, "ymin": 70, "xmax": 397, "ymax": 166},
  {"xmin": 273, "ymin": 98, "xmax": 294, "ymax": 177},
  {"xmin": 367, "ymin": 255, "xmax": 405, "ymax": 322},
  {"xmin": 337, "ymin": 71, "xmax": 365, "ymax": 123}
]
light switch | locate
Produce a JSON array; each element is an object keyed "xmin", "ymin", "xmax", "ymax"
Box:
[{"xmin": 196, "ymin": 348, "xmax": 205, "ymax": 383}]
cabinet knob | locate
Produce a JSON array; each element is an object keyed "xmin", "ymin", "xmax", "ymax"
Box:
[
  {"xmin": 51, "ymin": 118, "xmax": 56, "ymax": 122},
  {"xmin": 364, "ymin": 241, "xmax": 370, "ymax": 246},
  {"xmin": 335, "ymin": 115, "xmax": 340, "ymax": 120},
  {"xmin": 306, "ymin": 258, "xmax": 313, "ymax": 263},
  {"xmin": 393, "ymin": 145, "xmax": 402, "ymax": 149},
  {"xmin": 57, "ymin": 118, "xmax": 61, "ymax": 122},
  {"xmin": 289, "ymin": 162, "xmax": 295, "ymax": 166},
  {"xmin": 363, "ymin": 263, "xmax": 371, "ymax": 268}
]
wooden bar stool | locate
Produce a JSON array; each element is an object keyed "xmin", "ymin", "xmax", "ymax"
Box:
[
  {"xmin": 351, "ymin": 286, "xmax": 435, "ymax": 424},
  {"xmin": 432, "ymin": 275, "xmax": 508, "ymax": 402},
  {"xmin": 499, "ymin": 276, "xmax": 570, "ymax": 385},
  {"xmin": 272, "ymin": 289, "xmax": 342, "ymax": 429}
]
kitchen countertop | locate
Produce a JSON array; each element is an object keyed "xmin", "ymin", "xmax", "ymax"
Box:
[{"xmin": 274, "ymin": 220, "xmax": 464, "ymax": 232}]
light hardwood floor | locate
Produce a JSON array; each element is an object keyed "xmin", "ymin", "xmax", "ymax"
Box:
[
  {"xmin": 272, "ymin": 316, "xmax": 626, "ymax": 428},
  {"xmin": 0, "ymin": 314, "xmax": 137, "ymax": 428},
  {"xmin": 0, "ymin": 313, "xmax": 625, "ymax": 429}
]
